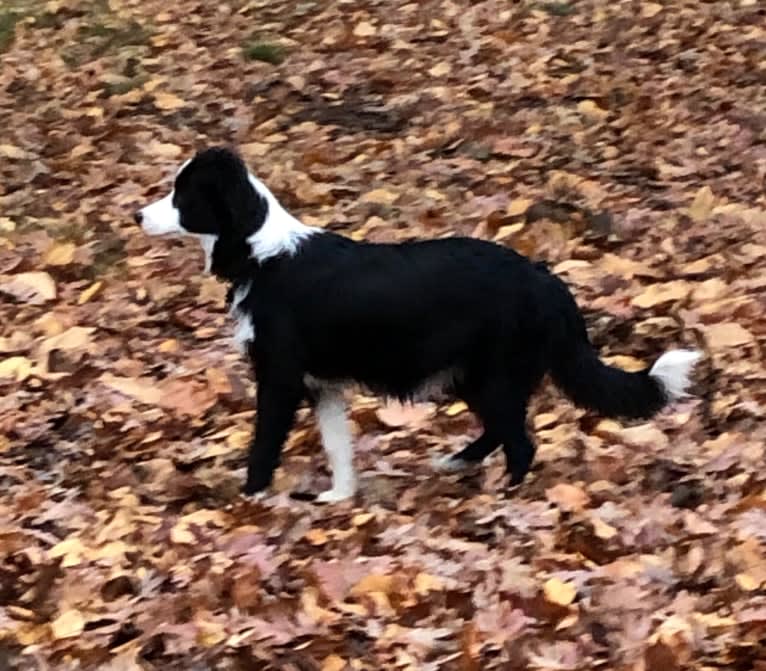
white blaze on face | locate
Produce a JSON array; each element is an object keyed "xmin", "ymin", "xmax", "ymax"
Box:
[
  {"xmin": 139, "ymin": 169, "xmax": 219, "ymax": 271},
  {"xmin": 139, "ymin": 191, "xmax": 183, "ymax": 236}
]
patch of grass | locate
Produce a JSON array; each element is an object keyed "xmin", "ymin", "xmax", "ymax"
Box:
[
  {"xmin": 64, "ymin": 16, "xmax": 149, "ymax": 66},
  {"xmin": 0, "ymin": 10, "xmax": 20, "ymax": 52},
  {"xmin": 537, "ymin": 2, "xmax": 576, "ymax": 16},
  {"xmin": 0, "ymin": 2, "xmax": 67, "ymax": 51},
  {"xmin": 102, "ymin": 74, "xmax": 147, "ymax": 97},
  {"xmin": 242, "ymin": 40, "xmax": 287, "ymax": 65},
  {"xmin": 88, "ymin": 237, "xmax": 127, "ymax": 279},
  {"xmin": 79, "ymin": 19, "xmax": 148, "ymax": 51},
  {"xmin": 32, "ymin": 10, "xmax": 66, "ymax": 30}
]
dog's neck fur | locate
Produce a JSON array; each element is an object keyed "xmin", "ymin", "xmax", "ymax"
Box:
[{"xmin": 215, "ymin": 174, "xmax": 318, "ymax": 292}]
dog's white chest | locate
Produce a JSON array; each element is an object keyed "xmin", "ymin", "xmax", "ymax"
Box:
[{"xmin": 230, "ymin": 282, "xmax": 254, "ymax": 351}]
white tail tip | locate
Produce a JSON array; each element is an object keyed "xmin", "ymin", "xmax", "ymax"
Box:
[{"xmin": 649, "ymin": 349, "xmax": 702, "ymax": 401}]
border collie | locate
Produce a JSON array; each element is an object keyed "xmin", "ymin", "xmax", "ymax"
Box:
[{"xmin": 135, "ymin": 147, "xmax": 700, "ymax": 502}]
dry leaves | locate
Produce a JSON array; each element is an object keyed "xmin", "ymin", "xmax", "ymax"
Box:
[{"xmin": 0, "ymin": 0, "xmax": 764, "ymax": 669}]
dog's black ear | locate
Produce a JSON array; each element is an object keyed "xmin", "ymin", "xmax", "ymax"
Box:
[{"xmin": 228, "ymin": 173, "xmax": 268, "ymax": 238}]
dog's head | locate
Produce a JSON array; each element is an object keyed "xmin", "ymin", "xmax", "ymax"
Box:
[
  {"xmin": 135, "ymin": 147, "xmax": 315, "ymax": 278},
  {"xmin": 135, "ymin": 146, "xmax": 266, "ymax": 238}
]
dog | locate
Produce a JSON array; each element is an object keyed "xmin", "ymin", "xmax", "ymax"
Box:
[{"xmin": 135, "ymin": 146, "xmax": 700, "ymax": 502}]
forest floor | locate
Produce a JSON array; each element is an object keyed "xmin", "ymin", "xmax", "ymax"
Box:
[{"xmin": 0, "ymin": 0, "xmax": 765, "ymax": 669}]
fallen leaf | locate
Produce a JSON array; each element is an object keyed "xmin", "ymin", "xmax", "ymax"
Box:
[
  {"xmin": 350, "ymin": 574, "xmax": 394, "ymax": 597},
  {"xmin": 642, "ymin": 2, "xmax": 663, "ymax": 17},
  {"xmin": 688, "ymin": 186, "xmax": 716, "ymax": 223},
  {"xmin": 77, "ymin": 281, "xmax": 103, "ymax": 304},
  {"xmin": 353, "ymin": 21, "xmax": 376, "ymax": 37},
  {"xmin": 619, "ymin": 424, "xmax": 669, "ymax": 449},
  {"xmin": 543, "ymin": 578, "xmax": 577, "ymax": 606},
  {"xmin": 545, "ymin": 483, "xmax": 589, "ymax": 512},
  {"xmin": 48, "ymin": 537, "xmax": 87, "ymax": 567},
  {"xmin": 631, "ymin": 281, "xmax": 690, "ymax": 309},
  {"xmin": 361, "ymin": 188, "xmax": 399, "ymax": 206},
  {"xmin": 101, "ymin": 373, "xmax": 163, "ymax": 405},
  {"xmin": 577, "ymin": 99, "xmax": 609, "ymax": 120},
  {"xmin": 0, "ymin": 356, "xmax": 33, "ymax": 382},
  {"xmin": 1, "ymin": 272, "xmax": 57, "ymax": 304},
  {"xmin": 51, "ymin": 610, "xmax": 85, "ymax": 639},
  {"xmin": 414, "ymin": 572, "xmax": 443, "ymax": 594},
  {"xmin": 147, "ymin": 140, "xmax": 183, "ymax": 158},
  {"xmin": 705, "ymin": 322, "xmax": 754, "ymax": 349},
  {"xmin": 40, "ymin": 326, "xmax": 94, "ymax": 352},
  {"xmin": 153, "ymin": 92, "xmax": 185, "ymax": 111},
  {"xmin": 0, "ymin": 144, "xmax": 29, "ymax": 159},
  {"xmin": 44, "ymin": 242, "xmax": 76, "ymax": 266},
  {"xmin": 506, "ymin": 198, "xmax": 532, "ymax": 217},
  {"xmin": 591, "ymin": 516, "xmax": 618, "ymax": 540},
  {"xmin": 428, "ymin": 62, "xmax": 452, "ymax": 77},
  {"xmin": 445, "ymin": 401, "xmax": 468, "ymax": 416},
  {"xmin": 376, "ymin": 400, "xmax": 435, "ymax": 427},
  {"xmin": 321, "ymin": 654, "xmax": 347, "ymax": 671},
  {"xmin": 305, "ymin": 528, "xmax": 329, "ymax": 546},
  {"xmin": 735, "ymin": 573, "xmax": 760, "ymax": 591}
]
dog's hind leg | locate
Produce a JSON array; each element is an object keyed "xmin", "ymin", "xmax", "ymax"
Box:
[
  {"xmin": 462, "ymin": 377, "xmax": 538, "ymax": 487},
  {"xmin": 434, "ymin": 431, "xmax": 499, "ymax": 471},
  {"xmin": 315, "ymin": 390, "xmax": 356, "ymax": 503},
  {"xmin": 499, "ymin": 400, "xmax": 537, "ymax": 486}
]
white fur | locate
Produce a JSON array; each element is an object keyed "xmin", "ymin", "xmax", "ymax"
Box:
[
  {"xmin": 196, "ymin": 234, "xmax": 218, "ymax": 272},
  {"xmin": 230, "ymin": 281, "xmax": 254, "ymax": 350},
  {"xmin": 314, "ymin": 390, "xmax": 356, "ymax": 503},
  {"xmin": 246, "ymin": 174, "xmax": 318, "ymax": 262},
  {"xmin": 432, "ymin": 454, "xmax": 471, "ymax": 472},
  {"xmin": 139, "ymin": 192, "xmax": 182, "ymax": 235},
  {"xmin": 649, "ymin": 349, "xmax": 701, "ymax": 401}
]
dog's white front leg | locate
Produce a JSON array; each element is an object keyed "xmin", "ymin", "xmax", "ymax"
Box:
[{"xmin": 315, "ymin": 390, "xmax": 356, "ymax": 502}]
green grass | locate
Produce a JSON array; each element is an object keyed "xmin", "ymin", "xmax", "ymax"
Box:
[
  {"xmin": 0, "ymin": 10, "xmax": 20, "ymax": 52},
  {"xmin": 537, "ymin": 2, "xmax": 576, "ymax": 16},
  {"xmin": 102, "ymin": 74, "xmax": 147, "ymax": 97},
  {"xmin": 242, "ymin": 40, "xmax": 287, "ymax": 65}
]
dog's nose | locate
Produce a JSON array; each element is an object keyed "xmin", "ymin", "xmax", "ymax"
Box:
[{"xmin": 133, "ymin": 210, "xmax": 143, "ymax": 225}]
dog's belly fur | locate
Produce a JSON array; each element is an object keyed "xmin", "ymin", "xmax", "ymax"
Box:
[{"xmin": 303, "ymin": 367, "xmax": 461, "ymax": 404}]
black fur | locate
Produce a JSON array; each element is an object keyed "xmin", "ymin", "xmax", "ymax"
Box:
[{"xmin": 142, "ymin": 147, "xmax": 675, "ymax": 496}]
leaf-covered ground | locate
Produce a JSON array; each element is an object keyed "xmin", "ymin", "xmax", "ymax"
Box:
[{"xmin": 1, "ymin": 1, "xmax": 765, "ymax": 669}]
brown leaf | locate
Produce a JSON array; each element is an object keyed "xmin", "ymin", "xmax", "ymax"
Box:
[
  {"xmin": 153, "ymin": 92, "xmax": 186, "ymax": 111},
  {"xmin": 100, "ymin": 373, "xmax": 163, "ymax": 405},
  {"xmin": 51, "ymin": 609, "xmax": 85, "ymax": 639},
  {"xmin": 543, "ymin": 578, "xmax": 577, "ymax": 606},
  {"xmin": 631, "ymin": 281, "xmax": 690, "ymax": 309},
  {"xmin": 321, "ymin": 655, "xmax": 347, "ymax": 671},
  {"xmin": 0, "ymin": 144, "xmax": 29, "ymax": 159},
  {"xmin": 545, "ymin": 483, "xmax": 589, "ymax": 512},
  {"xmin": 688, "ymin": 186, "xmax": 716, "ymax": 223},
  {"xmin": 376, "ymin": 400, "xmax": 435, "ymax": 427},
  {"xmin": 353, "ymin": 21, "xmax": 376, "ymax": 37},
  {"xmin": 361, "ymin": 188, "xmax": 399, "ymax": 205},
  {"xmin": 44, "ymin": 242, "xmax": 76, "ymax": 266},
  {"xmin": 705, "ymin": 322, "xmax": 755, "ymax": 349},
  {"xmin": 0, "ymin": 356, "xmax": 33, "ymax": 381},
  {"xmin": 1, "ymin": 271, "xmax": 57, "ymax": 304}
]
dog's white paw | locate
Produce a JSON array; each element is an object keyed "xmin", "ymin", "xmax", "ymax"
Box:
[
  {"xmin": 432, "ymin": 454, "xmax": 471, "ymax": 472},
  {"xmin": 316, "ymin": 486, "xmax": 355, "ymax": 503},
  {"xmin": 240, "ymin": 490, "xmax": 270, "ymax": 503}
]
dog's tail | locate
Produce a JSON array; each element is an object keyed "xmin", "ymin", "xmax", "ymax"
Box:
[{"xmin": 549, "ymin": 287, "xmax": 700, "ymax": 419}]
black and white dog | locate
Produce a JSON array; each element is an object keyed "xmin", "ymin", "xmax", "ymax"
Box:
[{"xmin": 135, "ymin": 147, "xmax": 700, "ymax": 502}]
